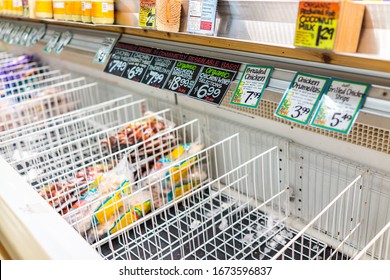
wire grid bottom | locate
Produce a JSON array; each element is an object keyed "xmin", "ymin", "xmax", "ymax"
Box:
[{"xmin": 98, "ymin": 189, "xmax": 348, "ymax": 260}]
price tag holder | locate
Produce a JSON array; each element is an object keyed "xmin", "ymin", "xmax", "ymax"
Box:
[
  {"xmin": 8, "ymin": 26, "xmax": 20, "ymax": 45},
  {"xmin": 275, "ymin": 73, "xmax": 330, "ymax": 125},
  {"xmin": 310, "ymin": 79, "xmax": 370, "ymax": 134},
  {"xmin": 230, "ymin": 65, "xmax": 273, "ymax": 108},
  {"xmin": 15, "ymin": 25, "xmax": 26, "ymax": 45},
  {"xmin": 122, "ymin": 51, "xmax": 154, "ymax": 82},
  {"xmin": 44, "ymin": 31, "xmax": 61, "ymax": 53},
  {"xmin": 37, "ymin": 26, "xmax": 47, "ymax": 41},
  {"xmin": 104, "ymin": 48, "xmax": 132, "ymax": 77},
  {"xmin": 93, "ymin": 37, "xmax": 117, "ymax": 64},
  {"xmin": 187, "ymin": 0, "xmax": 218, "ymax": 35},
  {"xmin": 3, "ymin": 23, "xmax": 15, "ymax": 43},
  {"xmin": 54, "ymin": 31, "xmax": 73, "ymax": 54},
  {"xmin": 141, "ymin": 56, "xmax": 175, "ymax": 88},
  {"xmin": 163, "ymin": 61, "xmax": 203, "ymax": 95},
  {"xmin": 294, "ymin": 1, "xmax": 339, "ymax": 50},
  {"xmin": 20, "ymin": 27, "xmax": 32, "ymax": 46}
]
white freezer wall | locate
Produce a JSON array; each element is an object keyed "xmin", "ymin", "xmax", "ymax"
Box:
[{"xmin": 1, "ymin": 37, "xmax": 390, "ymax": 259}]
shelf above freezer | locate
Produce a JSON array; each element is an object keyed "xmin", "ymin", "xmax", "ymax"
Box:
[{"xmin": 1, "ymin": 15, "xmax": 390, "ymax": 74}]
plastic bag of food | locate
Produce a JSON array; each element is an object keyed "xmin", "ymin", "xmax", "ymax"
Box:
[{"xmin": 86, "ymin": 190, "xmax": 152, "ymax": 244}]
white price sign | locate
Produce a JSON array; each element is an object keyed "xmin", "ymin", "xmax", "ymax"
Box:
[
  {"xmin": 54, "ymin": 31, "xmax": 73, "ymax": 54},
  {"xmin": 310, "ymin": 79, "xmax": 370, "ymax": 134},
  {"xmin": 93, "ymin": 37, "xmax": 117, "ymax": 64},
  {"xmin": 275, "ymin": 73, "xmax": 329, "ymax": 125},
  {"xmin": 230, "ymin": 65, "xmax": 273, "ymax": 108},
  {"xmin": 44, "ymin": 31, "xmax": 61, "ymax": 53}
]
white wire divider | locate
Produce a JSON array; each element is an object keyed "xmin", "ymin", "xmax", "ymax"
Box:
[
  {"xmin": 79, "ymin": 137, "xmax": 283, "ymax": 260},
  {"xmin": 0, "ymin": 79, "xmax": 104, "ymax": 131},
  {"xmin": 0, "ymin": 94, "xmax": 136, "ymax": 143},
  {"xmin": 0, "ymin": 97, "xmax": 146, "ymax": 162},
  {"xmin": 353, "ymin": 221, "xmax": 390, "ymax": 260},
  {"xmin": 271, "ymin": 175, "xmax": 364, "ymax": 260}
]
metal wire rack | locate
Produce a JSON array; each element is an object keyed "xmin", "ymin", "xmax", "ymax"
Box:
[
  {"xmin": 0, "ymin": 79, "xmax": 111, "ymax": 131},
  {"xmin": 0, "ymin": 97, "xmax": 145, "ymax": 162}
]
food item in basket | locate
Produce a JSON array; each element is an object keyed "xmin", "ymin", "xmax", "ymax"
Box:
[
  {"xmin": 144, "ymin": 142, "xmax": 204, "ymax": 185},
  {"xmin": 35, "ymin": 0, "xmax": 54, "ymax": 18},
  {"xmin": 101, "ymin": 114, "xmax": 175, "ymax": 153},
  {"xmin": 65, "ymin": 157, "xmax": 133, "ymax": 232},
  {"xmin": 86, "ymin": 190, "xmax": 152, "ymax": 243},
  {"xmin": 152, "ymin": 165, "xmax": 207, "ymax": 208},
  {"xmin": 156, "ymin": 0, "xmax": 182, "ymax": 32},
  {"xmin": 145, "ymin": 142, "xmax": 207, "ymax": 208},
  {"xmin": 38, "ymin": 161, "xmax": 115, "ymax": 215}
]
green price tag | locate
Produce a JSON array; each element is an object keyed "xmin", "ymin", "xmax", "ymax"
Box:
[
  {"xmin": 275, "ymin": 72, "xmax": 330, "ymax": 125},
  {"xmin": 310, "ymin": 79, "xmax": 370, "ymax": 134}
]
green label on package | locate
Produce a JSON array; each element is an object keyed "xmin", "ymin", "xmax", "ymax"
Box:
[
  {"xmin": 310, "ymin": 79, "xmax": 370, "ymax": 134},
  {"xmin": 275, "ymin": 72, "xmax": 330, "ymax": 125}
]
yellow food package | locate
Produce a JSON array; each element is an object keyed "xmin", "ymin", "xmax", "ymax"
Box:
[
  {"xmin": 91, "ymin": 180, "xmax": 131, "ymax": 226},
  {"xmin": 35, "ymin": 0, "xmax": 53, "ymax": 18},
  {"xmin": 168, "ymin": 156, "xmax": 196, "ymax": 185},
  {"xmin": 53, "ymin": 0, "xmax": 66, "ymax": 20},
  {"xmin": 108, "ymin": 199, "xmax": 152, "ymax": 235}
]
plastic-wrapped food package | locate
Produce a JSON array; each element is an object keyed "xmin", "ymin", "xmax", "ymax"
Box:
[
  {"xmin": 38, "ymin": 161, "xmax": 116, "ymax": 215},
  {"xmin": 101, "ymin": 113, "xmax": 176, "ymax": 153}
]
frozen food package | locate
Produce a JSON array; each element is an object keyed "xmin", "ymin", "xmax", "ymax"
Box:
[{"xmin": 101, "ymin": 112, "xmax": 176, "ymax": 153}]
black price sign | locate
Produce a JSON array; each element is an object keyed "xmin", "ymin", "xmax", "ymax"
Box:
[
  {"xmin": 163, "ymin": 61, "xmax": 202, "ymax": 95},
  {"xmin": 122, "ymin": 52, "xmax": 154, "ymax": 82},
  {"xmin": 104, "ymin": 49, "xmax": 133, "ymax": 77},
  {"xmin": 141, "ymin": 57, "xmax": 175, "ymax": 88},
  {"xmin": 188, "ymin": 66, "xmax": 237, "ymax": 105}
]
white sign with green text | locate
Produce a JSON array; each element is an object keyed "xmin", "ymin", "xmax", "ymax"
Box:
[
  {"xmin": 310, "ymin": 79, "xmax": 370, "ymax": 134},
  {"xmin": 275, "ymin": 73, "xmax": 329, "ymax": 125},
  {"xmin": 230, "ymin": 65, "xmax": 273, "ymax": 108}
]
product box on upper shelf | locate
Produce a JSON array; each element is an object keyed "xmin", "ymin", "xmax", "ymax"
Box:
[
  {"xmin": 115, "ymin": 0, "xmax": 138, "ymax": 26},
  {"xmin": 294, "ymin": 0, "xmax": 365, "ymax": 53}
]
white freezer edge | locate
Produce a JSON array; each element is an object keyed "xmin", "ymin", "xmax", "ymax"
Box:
[{"xmin": 0, "ymin": 157, "xmax": 101, "ymax": 260}]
